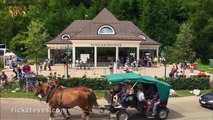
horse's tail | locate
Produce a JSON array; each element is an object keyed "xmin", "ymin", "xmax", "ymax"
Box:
[
  {"xmin": 88, "ymin": 89, "xmax": 100, "ymax": 112},
  {"xmin": 91, "ymin": 90, "xmax": 99, "ymax": 108}
]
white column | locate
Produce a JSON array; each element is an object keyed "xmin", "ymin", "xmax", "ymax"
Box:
[
  {"xmin": 48, "ymin": 48, "xmax": 51, "ymax": 59},
  {"xmin": 137, "ymin": 46, "xmax": 140, "ymax": 62},
  {"xmin": 156, "ymin": 48, "xmax": 159, "ymax": 65},
  {"xmin": 116, "ymin": 47, "xmax": 119, "ymax": 62},
  {"xmin": 94, "ymin": 47, "xmax": 97, "ymax": 67},
  {"xmin": 72, "ymin": 46, "xmax": 76, "ymax": 66},
  {"xmin": 115, "ymin": 47, "xmax": 119, "ymax": 73}
]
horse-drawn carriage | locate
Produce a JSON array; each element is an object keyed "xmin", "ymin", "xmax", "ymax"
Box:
[
  {"xmin": 34, "ymin": 73, "xmax": 170, "ymax": 120},
  {"xmin": 102, "ymin": 73, "xmax": 171, "ymax": 120}
]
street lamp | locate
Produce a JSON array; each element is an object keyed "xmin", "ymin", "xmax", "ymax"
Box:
[
  {"xmin": 161, "ymin": 51, "xmax": 166, "ymax": 80},
  {"xmin": 85, "ymin": 14, "xmax": 88, "ymax": 20},
  {"xmin": 66, "ymin": 46, "xmax": 71, "ymax": 79}
]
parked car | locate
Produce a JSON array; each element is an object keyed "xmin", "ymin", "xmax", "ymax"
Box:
[
  {"xmin": 199, "ymin": 92, "xmax": 213, "ymax": 109},
  {"xmin": 16, "ymin": 57, "xmax": 28, "ymax": 62}
]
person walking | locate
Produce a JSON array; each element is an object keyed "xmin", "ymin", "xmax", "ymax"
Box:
[
  {"xmin": 0, "ymin": 72, "xmax": 8, "ymax": 89},
  {"xmin": 47, "ymin": 59, "xmax": 51, "ymax": 71},
  {"xmin": 109, "ymin": 63, "xmax": 113, "ymax": 74}
]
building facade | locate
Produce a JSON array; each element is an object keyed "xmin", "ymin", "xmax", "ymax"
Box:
[{"xmin": 46, "ymin": 8, "xmax": 161, "ymax": 67}]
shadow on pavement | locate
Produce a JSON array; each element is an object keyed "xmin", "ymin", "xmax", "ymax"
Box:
[{"xmin": 166, "ymin": 108, "xmax": 184, "ymax": 119}]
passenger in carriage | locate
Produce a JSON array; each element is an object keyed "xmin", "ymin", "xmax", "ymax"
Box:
[
  {"xmin": 137, "ymin": 87, "xmax": 146, "ymax": 102},
  {"xmin": 115, "ymin": 83, "xmax": 135, "ymax": 108},
  {"xmin": 151, "ymin": 94, "xmax": 160, "ymax": 116},
  {"xmin": 145, "ymin": 85, "xmax": 159, "ymax": 116},
  {"xmin": 136, "ymin": 87, "xmax": 151, "ymax": 113}
]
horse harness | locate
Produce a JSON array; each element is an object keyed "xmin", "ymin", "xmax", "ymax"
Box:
[
  {"xmin": 45, "ymin": 85, "xmax": 100, "ymax": 115},
  {"xmin": 46, "ymin": 83, "xmax": 66, "ymax": 108}
]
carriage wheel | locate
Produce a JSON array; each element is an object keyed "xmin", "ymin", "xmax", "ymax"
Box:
[
  {"xmin": 116, "ymin": 110, "xmax": 129, "ymax": 120},
  {"xmin": 157, "ymin": 108, "xmax": 168, "ymax": 120}
]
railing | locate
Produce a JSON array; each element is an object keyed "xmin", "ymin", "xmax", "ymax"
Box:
[{"xmin": 97, "ymin": 62, "xmax": 112, "ymax": 67}]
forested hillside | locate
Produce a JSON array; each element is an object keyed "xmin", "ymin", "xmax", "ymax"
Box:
[{"xmin": 0, "ymin": 0, "xmax": 212, "ymax": 64}]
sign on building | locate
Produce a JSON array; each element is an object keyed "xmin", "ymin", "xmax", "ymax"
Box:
[{"xmin": 80, "ymin": 54, "xmax": 90, "ymax": 62}]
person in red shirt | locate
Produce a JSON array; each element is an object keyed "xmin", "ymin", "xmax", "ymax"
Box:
[{"xmin": 197, "ymin": 71, "xmax": 207, "ymax": 77}]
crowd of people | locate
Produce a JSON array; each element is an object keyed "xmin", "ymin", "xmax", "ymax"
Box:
[
  {"xmin": 169, "ymin": 60, "xmax": 207, "ymax": 78},
  {"xmin": 40, "ymin": 59, "xmax": 52, "ymax": 72},
  {"xmin": 116, "ymin": 56, "xmax": 163, "ymax": 68}
]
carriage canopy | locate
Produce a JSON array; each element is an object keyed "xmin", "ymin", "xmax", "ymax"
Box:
[{"xmin": 102, "ymin": 73, "xmax": 171, "ymax": 102}]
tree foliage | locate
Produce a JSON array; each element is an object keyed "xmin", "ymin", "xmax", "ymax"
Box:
[
  {"xmin": 167, "ymin": 22, "xmax": 196, "ymax": 63},
  {"xmin": 24, "ymin": 19, "xmax": 49, "ymax": 74}
]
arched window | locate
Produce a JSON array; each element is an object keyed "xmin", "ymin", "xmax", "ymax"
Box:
[
  {"xmin": 98, "ymin": 25, "xmax": 115, "ymax": 34},
  {"xmin": 61, "ymin": 34, "xmax": 71, "ymax": 40},
  {"xmin": 138, "ymin": 35, "xmax": 146, "ymax": 40}
]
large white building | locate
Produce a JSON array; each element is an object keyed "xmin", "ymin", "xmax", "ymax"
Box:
[{"xmin": 46, "ymin": 8, "xmax": 160, "ymax": 67}]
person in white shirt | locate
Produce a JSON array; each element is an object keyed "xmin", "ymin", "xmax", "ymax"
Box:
[{"xmin": 137, "ymin": 88, "xmax": 145, "ymax": 101}]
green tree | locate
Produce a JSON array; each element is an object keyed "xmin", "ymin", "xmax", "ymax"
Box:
[
  {"xmin": 129, "ymin": 0, "xmax": 140, "ymax": 20},
  {"xmin": 24, "ymin": 19, "xmax": 49, "ymax": 75},
  {"xmin": 140, "ymin": 0, "xmax": 168, "ymax": 44},
  {"xmin": 188, "ymin": 0, "xmax": 213, "ymax": 63},
  {"xmin": 9, "ymin": 33, "xmax": 26, "ymax": 57},
  {"xmin": 0, "ymin": 1, "xmax": 15, "ymax": 46},
  {"xmin": 167, "ymin": 22, "xmax": 196, "ymax": 63}
]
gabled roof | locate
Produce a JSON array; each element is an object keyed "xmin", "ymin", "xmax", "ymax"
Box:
[
  {"xmin": 93, "ymin": 8, "xmax": 119, "ymax": 23},
  {"xmin": 46, "ymin": 8, "xmax": 160, "ymax": 45}
]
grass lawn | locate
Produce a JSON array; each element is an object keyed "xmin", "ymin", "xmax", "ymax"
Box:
[
  {"xmin": 1, "ymin": 89, "xmax": 212, "ymax": 99},
  {"xmin": 0, "ymin": 90, "xmax": 37, "ymax": 99},
  {"xmin": 174, "ymin": 89, "xmax": 212, "ymax": 97},
  {"xmin": 0, "ymin": 90, "xmax": 106, "ymax": 99},
  {"xmin": 196, "ymin": 64, "xmax": 213, "ymax": 73}
]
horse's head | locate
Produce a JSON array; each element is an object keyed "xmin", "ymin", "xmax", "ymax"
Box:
[{"xmin": 34, "ymin": 82, "xmax": 49, "ymax": 98}]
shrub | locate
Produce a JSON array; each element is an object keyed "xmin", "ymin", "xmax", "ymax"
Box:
[
  {"xmin": 19, "ymin": 76, "xmax": 210, "ymax": 90},
  {"xmin": 159, "ymin": 77, "xmax": 210, "ymax": 90},
  {"xmin": 19, "ymin": 75, "xmax": 48, "ymax": 89},
  {"xmin": 195, "ymin": 58, "xmax": 202, "ymax": 65},
  {"xmin": 58, "ymin": 77, "xmax": 110, "ymax": 90}
]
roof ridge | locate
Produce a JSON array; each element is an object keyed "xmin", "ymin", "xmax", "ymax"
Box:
[{"xmin": 93, "ymin": 8, "xmax": 119, "ymax": 22}]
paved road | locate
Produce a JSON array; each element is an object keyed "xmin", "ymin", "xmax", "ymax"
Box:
[{"xmin": 0, "ymin": 96, "xmax": 212, "ymax": 120}]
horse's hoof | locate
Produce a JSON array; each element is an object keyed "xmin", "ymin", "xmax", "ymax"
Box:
[{"xmin": 66, "ymin": 116, "xmax": 71, "ymax": 119}]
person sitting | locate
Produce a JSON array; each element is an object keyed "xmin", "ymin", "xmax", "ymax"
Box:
[
  {"xmin": 197, "ymin": 71, "xmax": 207, "ymax": 77},
  {"xmin": 137, "ymin": 88, "xmax": 145, "ymax": 102},
  {"xmin": 146, "ymin": 92, "xmax": 159, "ymax": 116},
  {"xmin": 136, "ymin": 87, "xmax": 148, "ymax": 109},
  {"xmin": 124, "ymin": 63, "xmax": 129, "ymax": 73},
  {"xmin": 151, "ymin": 97, "xmax": 160, "ymax": 116},
  {"xmin": 176, "ymin": 70, "xmax": 184, "ymax": 78},
  {"xmin": 115, "ymin": 83, "xmax": 134, "ymax": 108}
]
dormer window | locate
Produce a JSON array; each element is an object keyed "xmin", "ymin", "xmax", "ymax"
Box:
[
  {"xmin": 138, "ymin": 35, "xmax": 146, "ymax": 40},
  {"xmin": 98, "ymin": 25, "xmax": 115, "ymax": 34},
  {"xmin": 61, "ymin": 34, "xmax": 71, "ymax": 40}
]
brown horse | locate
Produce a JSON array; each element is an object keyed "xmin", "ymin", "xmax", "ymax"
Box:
[{"xmin": 34, "ymin": 82, "xmax": 99, "ymax": 120}]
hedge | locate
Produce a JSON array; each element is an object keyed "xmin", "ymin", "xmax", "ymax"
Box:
[
  {"xmin": 159, "ymin": 77, "xmax": 210, "ymax": 90},
  {"xmin": 18, "ymin": 76, "xmax": 210, "ymax": 90},
  {"xmin": 19, "ymin": 76, "xmax": 110, "ymax": 90}
]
